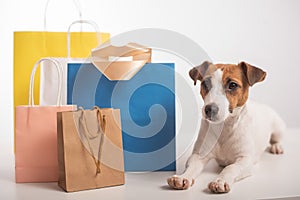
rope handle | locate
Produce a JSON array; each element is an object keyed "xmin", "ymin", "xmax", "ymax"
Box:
[{"xmin": 79, "ymin": 106, "xmax": 106, "ymax": 175}]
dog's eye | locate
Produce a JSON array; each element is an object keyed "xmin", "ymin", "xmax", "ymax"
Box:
[{"xmin": 228, "ymin": 82, "xmax": 238, "ymax": 91}]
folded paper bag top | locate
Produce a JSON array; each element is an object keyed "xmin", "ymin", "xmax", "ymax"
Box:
[{"xmin": 91, "ymin": 43, "xmax": 151, "ymax": 81}]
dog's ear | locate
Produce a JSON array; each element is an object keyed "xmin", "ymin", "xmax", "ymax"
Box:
[
  {"xmin": 239, "ymin": 61, "xmax": 266, "ymax": 86},
  {"xmin": 189, "ymin": 61, "xmax": 211, "ymax": 85}
]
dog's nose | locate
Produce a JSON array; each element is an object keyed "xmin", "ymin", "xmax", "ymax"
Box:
[{"xmin": 205, "ymin": 103, "xmax": 219, "ymax": 119}]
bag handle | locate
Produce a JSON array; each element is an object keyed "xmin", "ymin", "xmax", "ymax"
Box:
[
  {"xmin": 91, "ymin": 43, "xmax": 152, "ymax": 80},
  {"xmin": 79, "ymin": 106, "xmax": 106, "ymax": 174},
  {"xmin": 67, "ymin": 20, "xmax": 101, "ymax": 58},
  {"xmin": 43, "ymin": 0, "xmax": 83, "ymax": 31},
  {"xmin": 29, "ymin": 58, "xmax": 62, "ymax": 106}
]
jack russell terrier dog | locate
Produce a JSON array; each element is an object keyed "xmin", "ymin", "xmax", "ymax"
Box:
[{"xmin": 167, "ymin": 61, "xmax": 285, "ymax": 193}]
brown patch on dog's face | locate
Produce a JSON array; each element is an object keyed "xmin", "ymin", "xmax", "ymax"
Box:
[
  {"xmin": 216, "ymin": 64, "xmax": 250, "ymax": 112},
  {"xmin": 216, "ymin": 62, "xmax": 266, "ymax": 112}
]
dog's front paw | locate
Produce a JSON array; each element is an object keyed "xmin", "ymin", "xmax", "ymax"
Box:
[
  {"xmin": 270, "ymin": 143, "xmax": 284, "ymax": 154},
  {"xmin": 167, "ymin": 175, "xmax": 194, "ymax": 190},
  {"xmin": 208, "ymin": 179, "xmax": 230, "ymax": 193}
]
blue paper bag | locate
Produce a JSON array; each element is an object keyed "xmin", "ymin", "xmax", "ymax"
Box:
[{"xmin": 67, "ymin": 62, "xmax": 175, "ymax": 171}]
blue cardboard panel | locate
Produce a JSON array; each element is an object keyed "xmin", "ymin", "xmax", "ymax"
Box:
[{"xmin": 67, "ymin": 62, "xmax": 176, "ymax": 171}]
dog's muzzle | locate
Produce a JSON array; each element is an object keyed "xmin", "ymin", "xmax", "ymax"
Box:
[{"xmin": 204, "ymin": 103, "xmax": 219, "ymax": 121}]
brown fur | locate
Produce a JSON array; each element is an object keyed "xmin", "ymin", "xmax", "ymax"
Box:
[{"xmin": 216, "ymin": 64, "xmax": 250, "ymax": 112}]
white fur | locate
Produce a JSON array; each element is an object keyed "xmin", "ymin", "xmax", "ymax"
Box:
[
  {"xmin": 203, "ymin": 69, "xmax": 230, "ymax": 122},
  {"xmin": 168, "ymin": 69, "xmax": 286, "ymax": 193}
]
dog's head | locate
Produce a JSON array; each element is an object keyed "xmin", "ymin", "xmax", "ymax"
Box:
[{"xmin": 189, "ymin": 61, "xmax": 266, "ymax": 123}]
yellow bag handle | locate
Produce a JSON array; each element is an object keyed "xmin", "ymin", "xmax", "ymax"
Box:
[
  {"xmin": 67, "ymin": 20, "xmax": 101, "ymax": 58},
  {"xmin": 43, "ymin": 0, "xmax": 82, "ymax": 30}
]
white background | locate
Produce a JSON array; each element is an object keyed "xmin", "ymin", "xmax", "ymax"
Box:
[
  {"xmin": 1, "ymin": 0, "xmax": 300, "ymax": 166},
  {"xmin": 1, "ymin": 0, "xmax": 300, "ymax": 199}
]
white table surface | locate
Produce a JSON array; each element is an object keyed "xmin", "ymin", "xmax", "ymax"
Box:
[{"xmin": 1, "ymin": 129, "xmax": 300, "ymax": 200}]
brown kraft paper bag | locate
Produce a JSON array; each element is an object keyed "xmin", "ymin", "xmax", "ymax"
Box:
[{"xmin": 57, "ymin": 107, "xmax": 125, "ymax": 192}]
